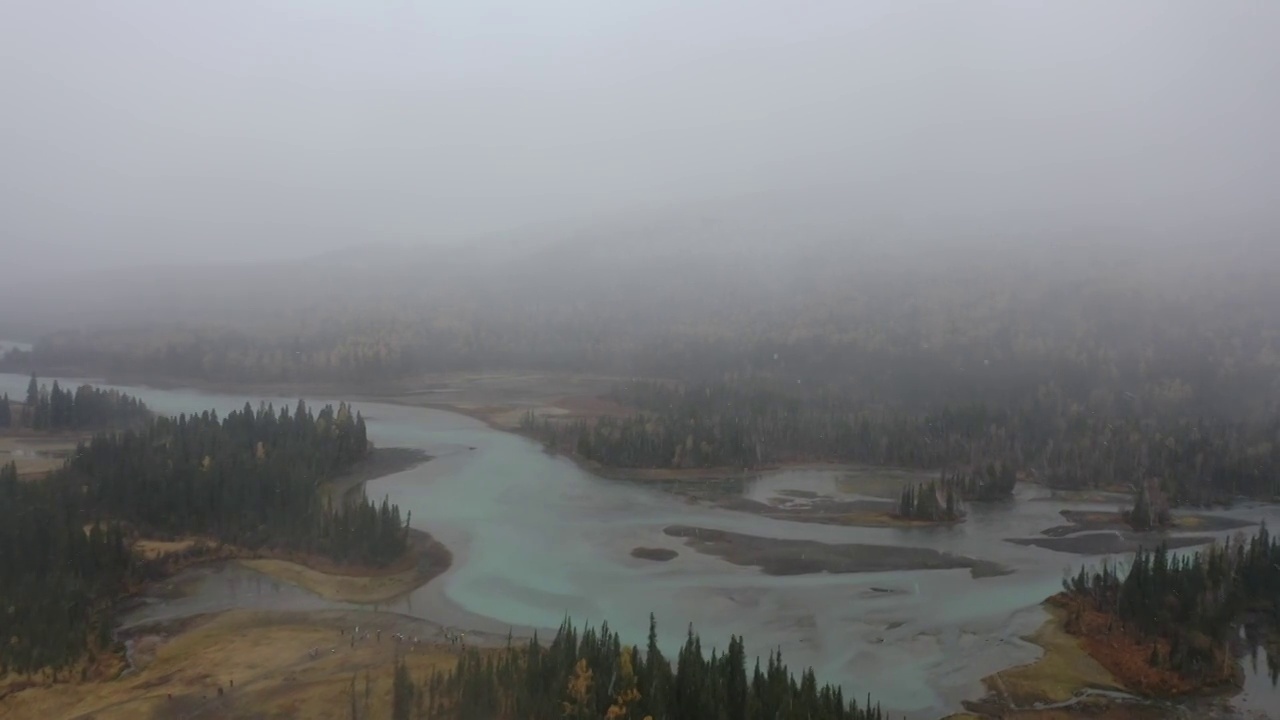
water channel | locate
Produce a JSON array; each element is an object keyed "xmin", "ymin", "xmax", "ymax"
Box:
[{"xmin": 3, "ymin": 369, "xmax": 1278, "ymax": 718}]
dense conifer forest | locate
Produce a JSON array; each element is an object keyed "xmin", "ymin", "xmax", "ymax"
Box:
[
  {"xmin": 0, "ymin": 374, "xmax": 148, "ymax": 430},
  {"xmin": 521, "ymin": 379, "xmax": 1280, "ymax": 506},
  {"xmin": 895, "ymin": 481, "xmax": 963, "ymax": 522},
  {"xmin": 0, "ymin": 461, "xmax": 133, "ymax": 676},
  {"xmin": 1062, "ymin": 524, "xmax": 1280, "ymax": 688},
  {"xmin": 381, "ymin": 616, "xmax": 883, "ymax": 720},
  {"xmin": 0, "ymin": 394, "xmax": 405, "ymax": 676}
]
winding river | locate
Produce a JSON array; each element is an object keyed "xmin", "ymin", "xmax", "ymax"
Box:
[{"xmin": 2, "ymin": 369, "xmax": 1278, "ymax": 719}]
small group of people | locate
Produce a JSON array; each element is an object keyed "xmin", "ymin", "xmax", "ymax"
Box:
[{"xmin": 443, "ymin": 629, "xmax": 467, "ymax": 650}]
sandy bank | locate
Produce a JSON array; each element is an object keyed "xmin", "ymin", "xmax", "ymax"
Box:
[
  {"xmin": 129, "ymin": 447, "xmax": 450, "ymax": 604},
  {"xmin": 956, "ymin": 603, "xmax": 1193, "ymax": 719},
  {"xmin": 323, "ymin": 446, "xmax": 432, "ymax": 504},
  {"xmin": 664, "ymin": 525, "xmax": 1010, "ymax": 578},
  {"xmin": 240, "ymin": 528, "xmax": 451, "ymax": 604}
]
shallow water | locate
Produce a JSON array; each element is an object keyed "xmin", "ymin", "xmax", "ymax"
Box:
[{"xmin": 3, "ymin": 369, "xmax": 1279, "ymax": 719}]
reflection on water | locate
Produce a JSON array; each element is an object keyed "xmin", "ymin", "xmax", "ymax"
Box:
[
  {"xmin": 4, "ymin": 370, "xmax": 1280, "ymax": 719},
  {"xmin": 120, "ymin": 563, "xmax": 360, "ymax": 630}
]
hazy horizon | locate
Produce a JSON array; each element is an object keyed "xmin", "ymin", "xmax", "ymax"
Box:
[{"xmin": 4, "ymin": 1, "xmax": 1278, "ymax": 275}]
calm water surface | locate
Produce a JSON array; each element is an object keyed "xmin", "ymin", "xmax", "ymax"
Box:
[{"xmin": 3, "ymin": 370, "xmax": 1277, "ymax": 719}]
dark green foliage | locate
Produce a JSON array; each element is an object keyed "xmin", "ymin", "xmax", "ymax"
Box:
[
  {"xmin": 0, "ymin": 461, "xmax": 134, "ymax": 675},
  {"xmin": 409, "ymin": 617, "xmax": 883, "ymax": 720},
  {"xmin": 0, "ymin": 392, "xmax": 404, "ymax": 676},
  {"xmin": 897, "ymin": 481, "xmax": 963, "ymax": 521},
  {"xmin": 1064, "ymin": 524, "xmax": 1280, "ymax": 683},
  {"xmin": 15, "ymin": 374, "xmax": 148, "ymax": 431},
  {"xmin": 74, "ymin": 399, "xmax": 399, "ymax": 566},
  {"xmin": 1127, "ymin": 478, "xmax": 1172, "ymax": 531},
  {"xmin": 942, "ymin": 464, "xmax": 1017, "ymax": 501},
  {"xmin": 392, "ymin": 658, "xmax": 415, "ymax": 720},
  {"xmin": 522, "ymin": 379, "xmax": 1280, "ymax": 505},
  {"xmin": 0, "ymin": 393, "xmax": 10, "ymax": 427}
]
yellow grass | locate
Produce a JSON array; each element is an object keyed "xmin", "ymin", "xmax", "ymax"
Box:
[
  {"xmin": 132, "ymin": 538, "xmax": 198, "ymax": 559},
  {"xmin": 239, "ymin": 558, "xmax": 426, "ymax": 604},
  {"xmin": 0, "ymin": 435, "xmax": 79, "ymax": 479},
  {"xmin": 0, "ymin": 610, "xmax": 465, "ymax": 720},
  {"xmin": 983, "ymin": 605, "xmax": 1126, "ymax": 706}
]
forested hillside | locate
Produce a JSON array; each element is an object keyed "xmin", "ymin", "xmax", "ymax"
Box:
[
  {"xmin": 386, "ymin": 616, "xmax": 882, "ymax": 720},
  {"xmin": 0, "ymin": 395, "xmax": 405, "ymax": 676},
  {"xmin": 3, "ymin": 233, "xmax": 1278, "ymax": 422}
]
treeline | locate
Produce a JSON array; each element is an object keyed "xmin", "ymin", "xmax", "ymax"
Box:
[
  {"xmin": 1063, "ymin": 524, "xmax": 1280, "ymax": 687},
  {"xmin": 1126, "ymin": 478, "xmax": 1172, "ymax": 531},
  {"xmin": 522, "ymin": 380, "xmax": 1280, "ymax": 505},
  {"xmin": 943, "ymin": 464, "xmax": 1017, "ymax": 501},
  {"xmin": 894, "ymin": 466, "xmax": 1017, "ymax": 521},
  {"xmin": 73, "ymin": 399, "xmax": 404, "ymax": 565},
  {"xmin": 896, "ymin": 481, "xmax": 963, "ymax": 522},
  {"xmin": 0, "ymin": 374, "xmax": 148, "ymax": 430},
  {"xmin": 0, "ymin": 394, "xmax": 407, "ymax": 676},
  {"xmin": 382, "ymin": 616, "xmax": 882, "ymax": 720}
]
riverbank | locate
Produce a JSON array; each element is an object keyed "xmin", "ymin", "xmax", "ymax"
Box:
[
  {"xmin": 322, "ymin": 446, "xmax": 432, "ymax": 504},
  {"xmin": 1007, "ymin": 533, "xmax": 1216, "ymax": 556},
  {"xmin": 1046, "ymin": 593, "xmax": 1241, "ymax": 696},
  {"xmin": 129, "ymin": 447, "xmax": 449, "ymax": 604},
  {"xmin": 957, "ymin": 594, "xmax": 1247, "ymax": 719},
  {"xmin": 239, "ymin": 527, "xmax": 451, "ymax": 604},
  {"xmin": 955, "ymin": 603, "xmax": 1180, "ymax": 720},
  {"xmin": 1043, "ymin": 509, "xmax": 1255, "ymax": 537}
]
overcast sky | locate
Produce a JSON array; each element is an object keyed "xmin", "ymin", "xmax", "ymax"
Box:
[{"xmin": 2, "ymin": 1, "xmax": 1277, "ymax": 273}]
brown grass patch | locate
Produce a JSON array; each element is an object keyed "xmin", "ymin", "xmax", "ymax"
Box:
[
  {"xmin": 1046, "ymin": 593, "xmax": 1237, "ymax": 696},
  {"xmin": 0, "ymin": 610, "xmax": 474, "ymax": 720},
  {"xmin": 982, "ymin": 604, "xmax": 1126, "ymax": 707},
  {"xmin": 0, "ymin": 435, "xmax": 81, "ymax": 480},
  {"xmin": 132, "ymin": 538, "xmax": 198, "ymax": 560}
]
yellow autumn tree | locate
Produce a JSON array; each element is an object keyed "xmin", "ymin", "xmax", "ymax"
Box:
[
  {"xmin": 563, "ymin": 657, "xmax": 593, "ymax": 719},
  {"xmin": 604, "ymin": 647, "xmax": 641, "ymax": 720}
]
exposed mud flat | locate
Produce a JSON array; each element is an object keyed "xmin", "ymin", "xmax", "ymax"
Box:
[
  {"xmin": 664, "ymin": 525, "xmax": 1010, "ymax": 578},
  {"xmin": 1040, "ymin": 510, "xmax": 1256, "ymax": 538},
  {"xmin": 1007, "ymin": 532, "xmax": 1215, "ymax": 555},
  {"xmin": 713, "ymin": 496, "xmax": 930, "ymax": 527},
  {"xmin": 631, "ymin": 547, "xmax": 678, "ymax": 562}
]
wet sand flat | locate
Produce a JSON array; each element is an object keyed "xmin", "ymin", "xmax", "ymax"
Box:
[
  {"xmin": 1007, "ymin": 533, "xmax": 1215, "ymax": 555},
  {"xmin": 664, "ymin": 525, "xmax": 1011, "ymax": 579}
]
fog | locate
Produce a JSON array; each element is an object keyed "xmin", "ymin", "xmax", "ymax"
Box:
[{"xmin": 3, "ymin": 1, "xmax": 1278, "ymax": 276}]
